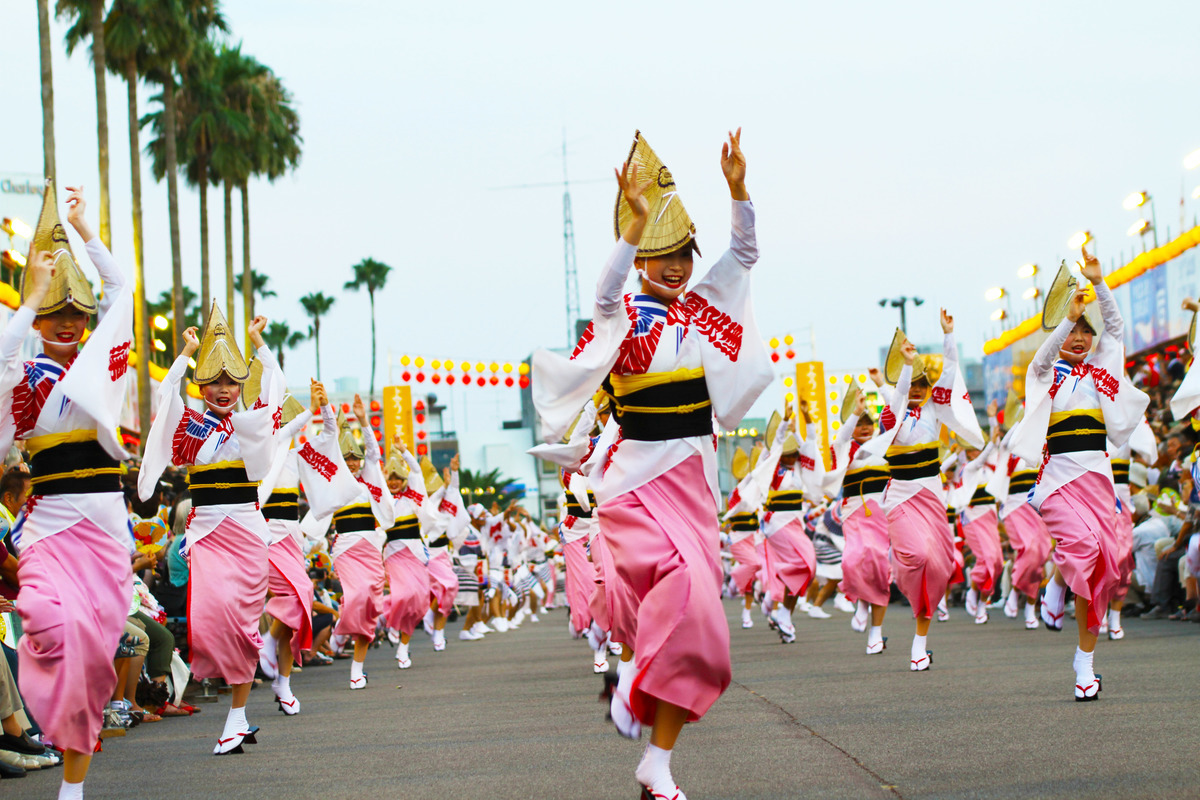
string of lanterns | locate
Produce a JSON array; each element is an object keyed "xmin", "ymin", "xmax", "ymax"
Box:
[{"xmin": 396, "ymin": 355, "xmax": 531, "ymax": 388}]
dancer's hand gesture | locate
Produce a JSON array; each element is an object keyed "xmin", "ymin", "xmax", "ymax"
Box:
[
  {"xmin": 616, "ymin": 161, "xmax": 653, "ymax": 247},
  {"xmin": 940, "ymin": 308, "xmax": 954, "ymax": 334},
  {"xmin": 721, "ymin": 128, "xmax": 748, "ymax": 200},
  {"xmin": 181, "ymin": 326, "xmax": 200, "ymax": 357},
  {"xmin": 1067, "ymin": 290, "xmax": 1088, "ymax": 323},
  {"xmin": 1080, "ymin": 244, "xmax": 1103, "ymax": 286},
  {"xmin": 901, "ymin": 340, "xmax": 918, "ymax": 366}
]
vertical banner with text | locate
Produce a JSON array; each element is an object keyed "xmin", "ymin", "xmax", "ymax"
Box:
[
  {"xmin": 382, "ymin": 385, "xmax": 414, "ymax": 456},
  {"xmin": 794, "ymin": 361, "xmax": 830, "ymax": 469}
]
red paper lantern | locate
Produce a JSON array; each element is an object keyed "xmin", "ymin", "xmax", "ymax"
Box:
[
  {"xmin": 415, "ymin": 372, "xmax": 425, "ymax": 383},
  {"xmin": 401, "ymin": 370, "xmax": 412, "ymax": 382},
  {"xmin": 770, "ymin": 352, "xmax": 780, "ymax": 363},
  {"xmin": 374, "ymin": 430, "xmax": 382, "ymax": 441},
  {"xmin": 415, "ymin": 400, "xmax": 425, "ymax": 411},
  {"xmin": 504, "ymin": 377, "xmax": 514, "ymax": 387},
  {"xmin": 518, "ymin": 376, "xmax": 530, "ymax": 389},
  {"xmin": 446, "ymin": 375, "xmax": 456, "ymax": 385},
  {"xmin": 785, "ymin": 349, "xmax": 795, "ymax": 359},
  {"xmin": 489, "ymin": 376, "xmax": 499, "ymax": 386},
  {"xmin": 417, "ymin": 430, "xmax": 427, "ymax": 440},
  {"xmin": 431, "ymin": 374, "xmax": 442, "ymax": 384},
  {"xmin": 476, "ymin": 376, "xmax": 485, "ymax": 387},
  {"xmin": 415, "ymin": 413, "xmax": 425, "ymax": 424},
  {"xmin": 341, "ymin": 403, "xmax": 351, "ymax": 413},
  {"xmin": 417, "ymin": 443, "xmax": 428, "ymax": 456},
  {"xmin": 370, "ymin": 400, "xmax": 381, "ymax": 412}
]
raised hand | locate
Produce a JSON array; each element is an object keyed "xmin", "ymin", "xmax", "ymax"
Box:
[
  {"xmin": 64, "ymin": 185, "xmax": 92, "ymax": 239},
  {"xmin": 940, "ymin": 308, "xmax": 954, "ymax": 334},
  {"xmin": 181, "ymin": 326, "xmax": 200, "ymax": 357},
  {"xmin": 1080, "ymin": 244, "xmax": 1103, "ymax": 285},
  {"xmin": 393, "ymin": 433, "xmax": 408, "ymax": 455},
  {"xmin": 352, "ymin": 393, "xmax": 367, "ymax": 425},
  {"xmin": 1067, "ymin": 289, "xmax": 1087, "ymax": 323},
  {"xmin": 720, "ymin": 128, "xmax": 748, "ymax": 200},
  {"xmin": 20, "ymin": 249, "xmax": 54, "ymax": 310},
  {"xmin": 310, "ymin": 378, "xmax": 327, "ymax": 413},
  {"xmin": 450, "ymin": 453, "xmax": 460, "ymax": 471},
  {"xmin": 616, "ymin": 160, "xmax": 654, "ymax": 247},
  {"xmin": 867, "ymin": 366, "xmax": 885, "ymax": 388},
  {"xmin": 901, "ymin": 340, "xmax": 918, "ymax": 366},
  {"xmin": 987, "ymin": 399, "xmax": 998, "ymax": 418},
  {"xmin": 854, "ymin": 391, "xmax": 867, "ymax": 416},
  {"xmin": 247, "ymin": 315, "xmax": 268, "ymax": 349}
]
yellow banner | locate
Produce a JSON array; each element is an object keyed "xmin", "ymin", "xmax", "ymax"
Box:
[
  {"xmin": 382, "ymin": 385, "xmax": 413, "ymax": 456},
  {"xmin": 794, "ymin": 361, "xmax": 830, "ymax": 469}
]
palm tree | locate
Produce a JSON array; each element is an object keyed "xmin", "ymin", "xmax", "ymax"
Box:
[
  {"xmin": 104, "ymin": 0, "xmax": 184, "ymax": 438},
  {"xmin": 261, "ymin": 320, "xmax": 308, "ymax": 372},
  {"xmin": 459, "ymin": 468, "xmax": 525, "ymax": 509},
  {"xmin": 139, "ymin": 0, "xmax": 226, "ymax": 355},
  {"xmin": 58, "ymin": 0, "xmax": 111, "ymax": 249},
  {"xmin": 299, "ymin": 292, "xmax": 335, "ymax": 380},
  {"xmin": 37, "ymin": 0, "xmax": 56, "ymax": 182},
  {"xmin": 239, "ymin": 63, "xmax": 301, "ymax": 334},
  {"xmin": 344, "ymin": 258, "xmax": 392, "ymax": 399},
  {"xmin": 235, "ymin": 268, "xmax": 276, "ymax": 318}
]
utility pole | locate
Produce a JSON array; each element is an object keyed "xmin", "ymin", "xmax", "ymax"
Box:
[{"xmin": 562, "ymin": 130, "xmax": 580, "ymax": 346}]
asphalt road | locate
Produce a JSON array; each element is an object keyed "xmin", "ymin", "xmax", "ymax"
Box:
[{"xmin": 19, "ymin": 601, "xmax": 1200, "ymax": 800}]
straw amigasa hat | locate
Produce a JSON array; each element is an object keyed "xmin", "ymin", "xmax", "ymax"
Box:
[
  {"xmin": 241, "ymin": 356, "xmax": 264, "ymax": 409},
  {"xmin": 781, "ymin": 432, "xmax": 801, "ymax": 457},
  {"xmin": 1002, "ymin": 389, "xmax": 1024, "ymax": 431},
  {"xmin": 21, "ymin": 178, "xmax": 97, "ymax": 315},
  {"xmin": 336, "ymin": 408, "xmax": 364, "ymax": 461},
  {"xmin": 748, "ymin": 442, "xmax": 765, "ymax": 471},
  {"xmin": 730, "ymin": 447, "xmax": 750, "ymax": 481},
  {"xmin": 420, "ymin": 456, "xmax": 443, "ymax": 495},
  {"xmin": 385, "ymin": 449, "xmax": 409, "ymax": 480},
  {"xmin": 883, "ymin": 328, "xmax": 942, "ymax": 386},
  {"xmin": 841, "ymin": 379, "xmax": 862, "ymax": 425},
  {"xmin": 279, "ymin": 395, "xmax": 306, "ymax": 427},
  {"xmin": 193, "ymin": 302, "xmax": 249, "ymax": 385},
  {"xmin": 1043, "ymin": 260, "xmax": 1104, "ymax": 335},
  {"xmin": 613, "ymin": 131, "xmax": 700, "ymax": 258},
  {"xmin": 765, "ymin": 410, "xmax": 783, "ymax": 446}
]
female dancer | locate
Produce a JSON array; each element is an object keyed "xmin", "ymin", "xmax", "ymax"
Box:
[
  {"xmin": 988, "ymin": 415, "xmax": 1052, "ymax": 630},
  {"xmin": 324, "ymin": 400, "xmax": 395, "ymax": 688},
  {"xmin": 419, "ymin": 456, "xmax": 461, "ymax": 652},
  {"xmin": 139, "ymin": 302, "xmax": 283, "ymax": 753},
  {"xmin": 757, "ymin": 406, "xmax": 823, "ymax": 641},
  {"xmin": 723, "ymin": 446, "xmax": 765, "ymax": 629},
  {"xmin": 533, "ymin": 129, "xmax": 771, "ymax": 799},
  {"xmin": 1102, "ymin": 421, "xmax": 1156, "ymax": 638},
  {"xmin": 383, "ymin": 438, "xmax": 430, "ymax": 668},
  {"xmin": 7, "ymin": 184, "xmax": 134, "ymax": 798},
  {"xmin": 864, "ymin": 315, "xmax": 983, "ymax": 671},
  {"xmin": 1011, "ymin": 249, "xmax": 1148, "ymax": 699},
  {"xmin": 958, "ymin": 416, "xmax": 1003, "ymax": 625},
  {"xmin": 826, "ymin": 387, "xmax": 892, "ymax": 653}
]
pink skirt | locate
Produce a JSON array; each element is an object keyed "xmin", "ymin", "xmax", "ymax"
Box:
[
  {"xmin": 597, "ymin": 455, "xmax": 730, "ymax": 725},
  {"xmin": 763, "ymin": 517, "xmax": 816, "ymax": 600},
  {"xmin": 589, "ymin": 530, "xmax": 639, "ymax": 646},
  {"xmin": 839, "ymin": 500, "xmax": 892, "ymax": 607},
  {"xmin": 545, "ymin": 562, "xmax": 558, "ymax": 607},
  {"xmin": 267, "ymin": 535, "xmax": 313, "ymax": 663},
  {"xmin": 1004, "ymin": 503, "xmax": 1051, "ymax": 599},
  {"xmin": 1109, "ymin": 507, "xmax": 1134, "ymax": 604},
  {"xmin": 962, "ymin": 508, "xmax": 1004, "ymax": 596},
  {"xmin": 887, "ymin": 488, "xmax": 956, "ymax": 620},
  {"xmin": 188, "ymin": 519, "xmax": 269, "ymax": 684},
  {"xmin": 729, "ymin": 537, "xmax": 762, "ymax": 595},
  {"xmin": 385, "ymin": 548, "xmax": 431, "ymax": 635},
  {"xmin": 427, "ymin": 551, "xmax": 459, "ymax": 614},
  {"xmin": 333, "ymin": 538, "xmax": 386, "ymax": 642},
  {"xmin": 563, "ymin": 537, "xmax": 598, "ymax": 634},
  {"xmin": 1039, "ymin": 472, "xmax": 1120, "ymax": 634},
  {"xmin": 17, "ymin": 520, "xmax": 132, "ymax": 754}
]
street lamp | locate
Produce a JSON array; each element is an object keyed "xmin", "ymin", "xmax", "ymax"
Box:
[
  {"xmin": 1122, "ymin": 191, "xmax": 1158, "ymax": 248},
  {"xmin": 1185, "ymin": 149, "xmax": 1200, "ymax": 170},
  {"xmin": 1067, "ymin": 230, "xmax": 1092, "ymax": 250},
  {"xmin": 153, "ymin": 315, "xmax": 170, "ymax": 331},
  {"xmin": 877, "ymin": 296, "xmax": 923, "ymax": 333},
  {"xmin": 1017, "ymin": 263, "xmax": 1038, "ymax": 280},
  {"xmin": 984, "ymin": 287, "xmax": 1006, "ymax": 302}
]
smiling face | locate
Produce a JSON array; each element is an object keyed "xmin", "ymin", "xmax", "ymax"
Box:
[
  {"xmin": 200, "ymin": 373, "xmax": 242, "ymax": 417},
  {"xmin": 1058, "ymin": 320, "xmax": 1095, "ymax": 365},
  {"xmin": 34, "ymin": 305, "xmax": 89, "ymax": 364},
  {"xmin": 386, "ymin": 475, "xmax": 407, "ymax": 495},
  {"xmin": 344, "ymin": 456, "xmax": 363, "ymax": 477},
  {"xmin": 638, "ymin": 247, "xmax": 694, "ymax": 303},
  {"xmin": 853, "ymin": 417, "xmax": 875, "ymax": 444},
  {"xmin": 908, "ymin": 378, "xmax": 929, "ymax": 408}
]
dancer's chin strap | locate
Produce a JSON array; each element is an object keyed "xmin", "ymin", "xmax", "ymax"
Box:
[
  {"xmin": 635, "ymin": 269, "xmax": 687, "ymax": 301},
  {"xmin": 204, "ymin": 397, "xmax": 239, "ymax": 413},
  {"xmin": 39, "ymin": 334, "xmax": 82, "ymax": 348}
]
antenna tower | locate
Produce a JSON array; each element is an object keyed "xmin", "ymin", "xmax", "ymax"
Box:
[{"xmin": 562, "ymin": 130, "xmax": 580, "ymax": 346}]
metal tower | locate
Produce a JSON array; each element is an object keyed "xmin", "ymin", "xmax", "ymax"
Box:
[{"xmin": 562, "ymin": 132, "xmax": 580, "ymax": 346}]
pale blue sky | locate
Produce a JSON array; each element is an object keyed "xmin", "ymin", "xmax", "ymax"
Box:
[{"xmin": 5, "ymin": 1, "xmax": 1200, "ymax": 427}]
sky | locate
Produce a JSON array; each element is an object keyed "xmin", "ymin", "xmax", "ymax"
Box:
[{"xmin": 5, "ymin": 1, "xmax": 1200, "ymax": 428}]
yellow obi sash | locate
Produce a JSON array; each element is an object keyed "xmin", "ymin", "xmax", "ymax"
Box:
[
  {"xmin": 765, "ymin": 489, "xmax": 804, "ymax": 513},
  {"xmin": 188, "ymin": 460, "xmax": 258, "ymax": 506},
  {"xmin": 885, "ymin": 443, "xmax": 940, "ymax": 482},
  {"xmin": 333, "ymin": 503, "xmax": 376, "ymax": 534},
  {"xmin": 27, "ymin": 429, "xmax": 122, "ymax": 495},
  {"xmin": 728, "ymin": 511, "xmax": 759, "ymax": 532},
  {"xmin": 1046, "ymin": 409, "xmax": 1106, "ymax": 455},
  {"xmin": 262, "ymin": 488, "xmax": 300, "ymax": 521}
]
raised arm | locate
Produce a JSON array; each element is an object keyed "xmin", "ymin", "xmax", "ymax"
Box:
[
  {"xmin": 596, "ymin": 162, "xmax": 654, "ymax": 316},
  {"xmin": 66, "ymin": 187, "xmax": 128, "ymax": 316},
  {"xmin": 1081, "ymin": 245, "xmax": 1121, "ymax": 342}
]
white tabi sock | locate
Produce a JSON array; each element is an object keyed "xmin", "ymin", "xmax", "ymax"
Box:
[
  {"xmin": 911, "ymin": 634, "xmax": 928, "ymax": 662},
  {"xmin": 222, "ymin": 706, "xmax": 248, "ymax": 740},
  {"xmin": 616, "ymin": 656, "xmax": 636, "ymax": 694},
  {"xmin": 635, "ymin": 744, "xmax": 675, "ymax": 795},
  {"xmin": 350, "ymin": 659, "xmax": 365, "ymax": 681},
  {"xmin": 1108, "ymin": 608, "xmax": 1121, "ymax": 630},
  {"xmin": 396, "ymin": 641, "xmax": 409, "ymax": 661},
  {"xmin": 1025, "ymin": 601, "xmax": 1038, "ymax": 623},
  {"xmin": 58, "ymin": 780, "xmax": 84, "ymax": 800},
  {"xmin": 262, "ymin": 630, "xmax": 276, "ymax": 654},
  {"xmin": 273, "ymin": 673, "xmax": 292, "ymax": 700},
  {"xmin": 867, "ymin": 625, "xmax": 883, "ymax": 647},
  {"xmin": 1073, "ymin": 646, "xmax": 1095, "ymax": 683},
  {"xmin": 1044, "ymin": 578, "xmax": 1065, "ymax": 616}
]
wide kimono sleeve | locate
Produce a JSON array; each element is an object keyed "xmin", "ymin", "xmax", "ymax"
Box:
[
  {"xmin": 799, "ymin": 422, "xmax": 827, "ymax": 503},
  {"xmin": 298, "ymin": 404, "xmax": 362, "ymax": 534},
  {"xmin": 931, "ymin": 332, "xmax": 984, "ymax": 449},
  {"xmin": 230, "ymin": 344, "xmax": 285, "ymax": 480},
  {"xmin": 358, "ymin": 422, "xmax": 395, "ymax": 528},
  {"xmin": 138, "ymin": 354, "xmax": 190, "ymax": 501},
  {"xmin": 863, "ymin": 364, "xmax": 913, "ymax": 458},
  {"xmin": 257, "ymin": 409, "xmax": 313, "ymax": 502},
  {"xmin": 0, "ymin": 306, "xmax": 35, "ymax": 458}
]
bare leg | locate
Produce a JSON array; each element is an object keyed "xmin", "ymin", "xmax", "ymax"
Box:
[
  {"xmin": 62, "ymin": 750, "xmax": 91, "ymax": 785},
  {"xmin": 743, "ymin": 591, "xmax": 754, "ymax": 610},
  {"xmin": 649, "ymin": 700, "xmax": 688, "ymax": 749},
  {"xmin": 230, "ymin": 682, "xmax": 251, "ymax": 709},
  {"xmin": 782, "ymin": 590, "xmax": 798, "ymax": 613},
  {"xmin": 915, "ymin": 615, "xmax": 931, "ymax": 636},
  {"xmin": 124, "ymin": 654, "xmax": 145, "ymax": 709},
  {"xmin": 813, "ymin": 580, "xmax": 837, "ymax": 608},
  {"xmin": 112, "ymin": 659, "xmax": 128, "ymax": 702},
  {"xmin": 1075, "ymin": 598, "xmax": 1098, "ymax": 653},
  {"xmin": 870, "ymin": 603, "xmax": 887, "ymax": 626},
  {"xmin": 353, "ymin": 636, "xmax": 370, "ymax": 661}
]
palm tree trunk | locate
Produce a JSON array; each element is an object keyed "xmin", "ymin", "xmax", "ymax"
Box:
[
  {"xmin": 163, "ymin": 76, "xmax": 184, "ymax": 358},
  {"xmin": 126, "ymin": 61, "xmax": 150, "ymax": 454},
  {"xmin": 313, "ymin": 318, "xmax": 321, "ymax": 380},
  {"xmin": 198, "ymin": 158, "xmax": 209, "ymax": 327},
  {"xmin": 369, "ymin": 289, "xmax": 376, "ymax": 399},
  {"xmin": 90, "ymin": 0, "xmax": 111, "ymax": 250},
  {"xmin": 241, "ymin": 181, "xmax": 253, "ymax": 342},
  {"xmin": 224, "ymin": 180, "xmax": 234, "ymax": 316},
  {"xmin": 37, "ymin": 0, "xmax": 55, "ymax": 182}
]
